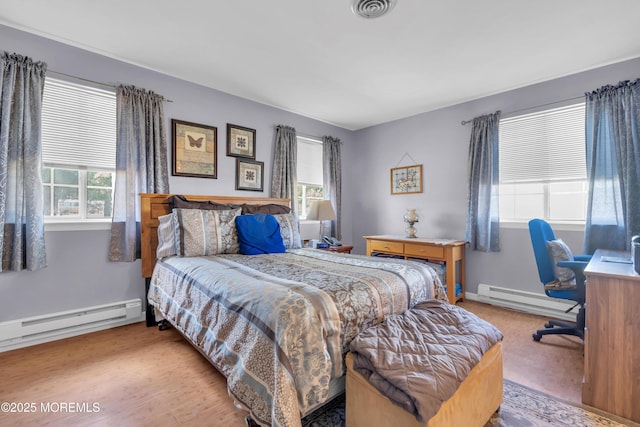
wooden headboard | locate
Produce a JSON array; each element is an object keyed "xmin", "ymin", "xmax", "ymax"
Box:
[{"xmin": 140, "ymin": 193, "xmax": 291, "ymax": 278}]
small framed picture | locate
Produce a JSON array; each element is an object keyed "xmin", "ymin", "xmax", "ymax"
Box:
[
  {"xmin": 236, "ymin": 158, "xmax": 264, "ymax": 192},
  {"xmin": 227, "ymin": 123, "xmax": 256, "ymax": 159},
  {"xmin": 172, "ymin": 119, "xmax": 217, "ymax": 178},
  {"xmin": 390, "ymin": 164, "xmax": 423, "ymax": 194}
]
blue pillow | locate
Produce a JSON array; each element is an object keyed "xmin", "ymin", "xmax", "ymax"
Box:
[{"xmin": 235, "ymin": 214, "xmax": 286, "ymax": 255}]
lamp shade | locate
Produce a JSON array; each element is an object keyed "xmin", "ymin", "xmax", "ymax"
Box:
[{"xmin": 307, "ymin": 200, "xmax": 336, "ymax": 221}]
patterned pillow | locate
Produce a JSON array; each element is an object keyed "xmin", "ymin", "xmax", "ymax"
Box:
[
  {"xmin": 545, "ymin": 239, "xmax": 576, "ymax": 283},
  {"xmin": 173, "ymin": 208, "xmax": 241, "ymax": 256},
  {"xmin": 273, "ymin": 213, "xmax": 302, "ymax": 249},
  {"xmin": 156, "ymin": 212, "xmax": 177, "ymax": 258}
]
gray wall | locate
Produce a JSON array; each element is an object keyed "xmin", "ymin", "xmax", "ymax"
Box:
[
  {"xmin": 2, "ymin": 22, "xmax": 639, "ymax": 323},
  {"xmin": 0, "ymin": 24, "xmax": 355, "ymax": 322},
  {"xmin": 350, "ymin": 56, "xmax": 640, "ymax": 296}
]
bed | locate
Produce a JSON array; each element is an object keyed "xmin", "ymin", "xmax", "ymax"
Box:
[{"xmin": 140, "ymin": 193, "xmax": 447, "ymax": 427}]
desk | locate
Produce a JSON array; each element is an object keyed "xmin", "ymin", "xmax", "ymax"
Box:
[
  {"xmin": 363, "ymin": 235, "xmax": 465, "ymax": 304},
  {"xmin": 582, "ymin": 249, "xmax": 640, "ymax": 423}
]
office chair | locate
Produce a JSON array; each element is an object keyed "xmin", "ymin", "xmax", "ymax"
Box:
[{"xmin": 528, "ymin": 219, "xmax": 590, "ymax": 341}]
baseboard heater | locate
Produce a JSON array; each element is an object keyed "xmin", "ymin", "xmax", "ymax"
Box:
[
  {"xmin": 467, "ymin": 284, "xmax": 577, "ymax": 322},
  {"xmin": 0, "ymin": 299, "xmax": 143, "ymax": 352}
]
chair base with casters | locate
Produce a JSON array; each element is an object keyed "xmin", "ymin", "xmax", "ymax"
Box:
[
  {"xmin": 532, "ymin": 304, "xmax": 585, "ymax": 341},
  {"xmin": 528, "ymin": 219, "xmax": 590, "ymax": 343}
]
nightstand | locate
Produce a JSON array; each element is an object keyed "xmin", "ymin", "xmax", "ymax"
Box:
[{"xmin": 320, "ymin": 245, "xmax": 353, "ymax": 254}]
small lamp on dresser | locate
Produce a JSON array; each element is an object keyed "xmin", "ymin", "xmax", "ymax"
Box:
[{"xmin": 403, "ymin": 208, "xmax": 419, "ymax": 238}]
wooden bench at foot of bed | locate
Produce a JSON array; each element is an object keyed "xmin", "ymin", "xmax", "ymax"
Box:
[{"xmin": 345, "ymin": 341, "xmax": 503, "ymax": 427}]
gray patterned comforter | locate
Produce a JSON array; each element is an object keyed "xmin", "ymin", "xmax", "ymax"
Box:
[{"xmin": 148, "ymin": 248, "xmax": 445, "ymax": 427}]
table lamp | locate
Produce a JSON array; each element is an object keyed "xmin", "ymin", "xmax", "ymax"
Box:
[{"xmin": 307, "ymin": 200, "xmax": 337, "ymax": 239}]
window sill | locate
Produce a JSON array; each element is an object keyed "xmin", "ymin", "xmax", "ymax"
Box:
[
  {"xmin": 45, "ymin": 220, "xmax": 112, "ymax": 232},
  {"xmin": 500, "ymin": 221, "xmax": 585, "ymax": 232}
]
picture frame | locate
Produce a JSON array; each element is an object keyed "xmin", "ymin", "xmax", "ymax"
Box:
[
  {"xmin": 390, "ymin": 164, "xmax": 423, "ymax": 194},
  {"xmin": 172, "ymin": 119, "xmax": 217, "ymax": 178},
  {"xmin": 227, "ymin": 123, "xmax": 256, "ymax": 159},
  {"xmin": 236, "ymin": 158, "xmax": 264, "ymax": 192}
]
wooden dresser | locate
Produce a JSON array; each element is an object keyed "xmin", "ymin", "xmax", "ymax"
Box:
[
  {"xmin": 582, "ymin": 250, "xmax": 640, "ymax": 423},
  {"xmin": 363, "ymin": 235, "xmax": 466, "ymax": 304}
]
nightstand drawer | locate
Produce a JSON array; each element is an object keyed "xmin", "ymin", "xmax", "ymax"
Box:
[
  {"xmin": 405, "ymin": 243, "xmax": 444, "ymax": 259},
  {"xmin": 369, "ymin": 240, "xmax": 404, "ymax": 254}
]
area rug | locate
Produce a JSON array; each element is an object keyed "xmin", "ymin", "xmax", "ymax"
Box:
[{"xmin": 300, "ymin": 379, "xmax": 630, "ymax": 427}]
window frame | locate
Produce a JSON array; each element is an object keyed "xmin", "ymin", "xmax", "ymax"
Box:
[
  {"xmin": 296, "ymin": 136, "xmax": 324, "ymax": 219},
  {"xmin": 498, "ymin": 102, "xmax": 588, "ymax": 229},
  {"xmin": 41, "ymin": 77, "xmax": 117, "ymax": 231}
]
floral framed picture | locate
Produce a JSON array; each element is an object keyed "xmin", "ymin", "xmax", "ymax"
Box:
[
  {"xmin": 172, "ymin": 119, "xmax": 217, "ymax": 178},
  {"xmin": 227, "ymin": 123, "xmax": 256, "ymax": 159},
  {"xmin": 390, "ymin": 164, "xmax": 423, "ymax": 194},
  {"xmin": 236, "ymin": 158, "xmax": 264, "ymax": 192}
]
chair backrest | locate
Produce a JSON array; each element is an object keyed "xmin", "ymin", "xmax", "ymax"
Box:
[{"xmin": 528, "ymin": 219, "xmax": 557, "ymax": 285}]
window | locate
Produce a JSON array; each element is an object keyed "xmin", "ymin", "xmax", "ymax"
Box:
[
  {"xmin": 499, "ymin": 103, "xmax": 587, "ymax": 224},
  {"xmin": 41, "ymin": 78, "xmax": 116, "ymax": 222},
  {"xmin": 296, "ymin": 137, "xmax": 324, "ymax": 218}
]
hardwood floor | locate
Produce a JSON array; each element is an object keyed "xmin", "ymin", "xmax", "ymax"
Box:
[
  {"xmin": 459, "ymin": 300, "xmax": 584, "ymax": 404},
  {"xmin": 0, "ymin": 301, "xmax": 584, "ymax": 426}
]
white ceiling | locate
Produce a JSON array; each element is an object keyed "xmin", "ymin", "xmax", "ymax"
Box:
[{"xmin": 1, "ymin": 0, "xmax": 640, "ymax": 130}]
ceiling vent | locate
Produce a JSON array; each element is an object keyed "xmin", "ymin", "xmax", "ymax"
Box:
[{"xmin": 351, "ymin": 0, "xmax": 397, "ymax": 19}]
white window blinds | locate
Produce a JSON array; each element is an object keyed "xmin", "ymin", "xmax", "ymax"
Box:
[
  {"xmin": 41, "ymin": 78, "xmax": 116, "ymax": 170},
  {"xmin": 297, "ymin": 137, "xmax": 323, "ymax": 185},
  {"xmin": 499, "ymin": 103, "xmax": 586, "ymax": 183}
]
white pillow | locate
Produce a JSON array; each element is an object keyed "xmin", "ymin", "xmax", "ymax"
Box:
[{"xmin": 156, "ymin": 213, "xmax": 177, "ymax": 259}]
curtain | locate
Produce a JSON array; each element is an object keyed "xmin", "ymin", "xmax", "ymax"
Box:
[
  {"xmin": 271, "ymin": 125, "xmax": 298, "ymax": 214},
  {"xmin": 0, "ymin": 52, "xmax": 47, "ymax": 272},
  {"xmin": 109, "ymin": 85, "xmax": 169, "ymax": 262},
  {"xmin": 584, "ymin": 79, "xmax": 640, "ymax": 253},
  {"xmin": 465, "ymin": 111, "xmax": 501, "ymax": 252},
  {"xmin": 322, "ymin": 136, "xmax": 342, "ymax": 240}
]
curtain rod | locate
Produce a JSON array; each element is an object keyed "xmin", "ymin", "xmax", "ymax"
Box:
[
  {"xmin": 48, "ymin": 69, "xmax": 173, "ymax": 102},
  {"xmin": 460, "ymin": 94, "xmax": 584, "ymax": 125},
  {"xmin": 297, "ymin": 133, "xmax": 344, "ymax": 145},
  {"xmin": 297, "ymin": 132, "xmax": 322, "ymax": 141}
]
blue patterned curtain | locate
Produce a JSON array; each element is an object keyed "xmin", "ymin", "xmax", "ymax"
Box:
[
  {"xmin": 465, "ymin": 111, "xmax": 501, "ymax": 252},
  {"xmin": 584, "ymin": 79, "xmax": 640, "ymax": 253},
  {"xmin": 271, "ymin": 125, "xmax": 298, "ymax": 214},
  {"xmin": 109, "ymin": 85, "xmax": 169, "ymax": 262},
  {"xmin": 322, "ymin": 136, "xmax": 342, "ymax": 240},
  {"xmin": 0, "ymin": 52, "xmax": 47, "ymax": 271}
]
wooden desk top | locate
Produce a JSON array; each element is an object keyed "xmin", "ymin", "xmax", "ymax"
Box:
[{"xmin": 585, "ymin": 249, "xmax": 640, "ymax": 281}]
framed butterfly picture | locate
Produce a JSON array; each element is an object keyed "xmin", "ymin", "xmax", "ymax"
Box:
[
  {"xmin": 226, "ymin": 123, "xmax": 256, "ymax": 159},
  {"xmin": 172, "ymin": 119, "xmax": 217, "ymax": 178}
]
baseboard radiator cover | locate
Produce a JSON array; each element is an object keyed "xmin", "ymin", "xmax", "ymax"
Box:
[
  {"xmin": 467, "ymin": 284, "xmax": 577, "ymax": 322},
  {"xmin": 0, "ymin": 299, "xmax": 143, "ymax": 352}
]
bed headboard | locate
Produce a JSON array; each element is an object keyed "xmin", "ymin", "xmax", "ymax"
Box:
[{"xmin": 140, "ymin": 193, "xmax": 291, "ymax": 278}]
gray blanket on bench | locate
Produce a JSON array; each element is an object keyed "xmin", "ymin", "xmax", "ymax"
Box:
[{"xmin": 349, "ymin": 299, "xmax": 503, "ymax": 422}]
